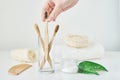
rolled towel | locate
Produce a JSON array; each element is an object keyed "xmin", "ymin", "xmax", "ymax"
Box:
[
  {"xmin": 61, "ymin": 42, "xmax": 104, "ymax": 61},
  {"xmin": 11, "ymin": 49, "xmax": 36, "ymax": 63}
]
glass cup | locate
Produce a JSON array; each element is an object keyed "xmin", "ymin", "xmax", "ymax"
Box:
[{"xmin": 38, "ymin": 38, "xmax": 55, "ymax": 73}]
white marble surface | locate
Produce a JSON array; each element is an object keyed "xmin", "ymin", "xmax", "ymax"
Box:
[{"xmin": 0, "ymin": 51, "xmax": 120, "ymax": 80}]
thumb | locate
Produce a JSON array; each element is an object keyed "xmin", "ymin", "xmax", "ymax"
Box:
[{"xmin": 47, "ymin": 6, "xmax": 63, "ymax": 21}]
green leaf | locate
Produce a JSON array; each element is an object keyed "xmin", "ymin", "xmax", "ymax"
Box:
[
  {"xmin": 78, "ymin": 61, "xmax": 108, "ymax": 75},
  {"xmin": 78, "ymin": 68, "xmax": 99, "ymax": 75}
]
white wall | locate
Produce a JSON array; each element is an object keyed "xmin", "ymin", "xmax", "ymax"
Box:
[{"xmin": 0, "ymin": 0, "xmax": 119, "ymax": 51}]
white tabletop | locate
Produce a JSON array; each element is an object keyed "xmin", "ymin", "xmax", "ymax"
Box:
[{"xmin": 0, "ymin": 51, "xmax": 120, "ymax": 80}]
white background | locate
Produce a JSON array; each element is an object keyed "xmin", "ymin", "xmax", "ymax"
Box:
[{"xmin": 0, "ymin": 0, "xmax": 120, "ymax": 51}]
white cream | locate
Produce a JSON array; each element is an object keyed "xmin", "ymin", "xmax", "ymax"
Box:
[{"xmin": 62, "ymin": 66, "xmax": 78, "ymax": 73}]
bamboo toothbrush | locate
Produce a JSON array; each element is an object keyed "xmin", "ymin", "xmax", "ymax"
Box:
[
  {"xmin": 34, "ymin": 24, "xmax": 45, "ymax": 68},
  {"xmin": 34, "ymin": 24, "xmax": 45, "ymax": 51},
  {"xmin": 48, "ymin": 25, "xmax": 59, "ymax": 53},
  {"xmin": 47, "ymin": 24, "xmax": 59, "ymax": 68},
  {"xmin": 44, "ymin": 11, "xmax": 49, "ymax": 61}
]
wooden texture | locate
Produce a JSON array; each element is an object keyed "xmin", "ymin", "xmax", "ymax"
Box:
[{"xmin": 8, "ymin": 64, "xmax": 32, "ymax": 75}]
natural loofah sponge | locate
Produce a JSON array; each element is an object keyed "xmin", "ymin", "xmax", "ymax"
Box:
[
  {"xmin": 11, "ymin": 49, "xmax": 36, "ymax": 63},
  {"xmin": 64, "ymin": 34, "xmax": 89, "ymax": 48}
]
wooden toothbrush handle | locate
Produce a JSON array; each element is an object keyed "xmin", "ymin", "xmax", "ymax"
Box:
[
  {"xmin": 44, "ymin": 20, "xmax": 49, "ymax": 61},
  {"xmin": 40, "ymin": 54, "xmax": 53, "ymax": 69}
]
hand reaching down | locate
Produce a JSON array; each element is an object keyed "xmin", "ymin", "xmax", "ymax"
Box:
[{"xmin": 42, "ymin": 0, "xmax": 79, "ymax": 22}]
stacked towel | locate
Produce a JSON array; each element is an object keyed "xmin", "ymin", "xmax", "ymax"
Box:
[{"xmin": 61, "ymin": 42, "xmax": 104, "ymax": 61}]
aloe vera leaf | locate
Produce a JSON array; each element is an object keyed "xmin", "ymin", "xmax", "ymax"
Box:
[
  {"xmin": 78, "ymin": 68, "xmax": 99, "ymax": 75},
  {"xmin": 78, "ymin": 61, "xmax": 108, "ymax": 72}
]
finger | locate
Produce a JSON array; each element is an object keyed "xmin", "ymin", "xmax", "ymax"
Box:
[
  {"xmin": 47, "ymin": 6, "xmax": 62, "ymax": 22},
  {"xmin": 41, "ymin": 2, "xmax": 53, "ymax": 21},
  {"xmin": 41, "ymin": 7, "xmax": 50, "ymax": 21},
  {"xmin": 42, "ymin": 0, "xmax": 55, "ymax": 21}
]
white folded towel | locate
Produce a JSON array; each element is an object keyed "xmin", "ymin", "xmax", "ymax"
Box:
[{"xmin": 61, "ymin": 42, "xmax": 104, "ymax": 61}]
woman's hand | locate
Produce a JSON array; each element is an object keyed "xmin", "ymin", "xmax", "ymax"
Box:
[{"xmin": 42, "ymin": 0, "xmax": 79, "ymax": 22}]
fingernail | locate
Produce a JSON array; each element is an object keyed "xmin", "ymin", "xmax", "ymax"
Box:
[{"xmin": 53, "ymin": 19, "xmax": 55, "ymax": 21}]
